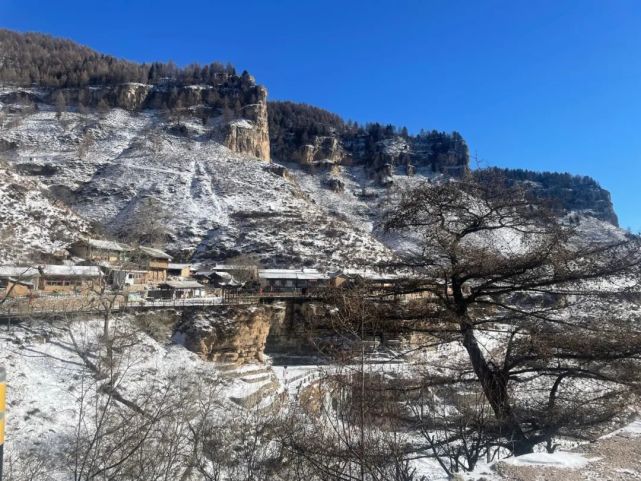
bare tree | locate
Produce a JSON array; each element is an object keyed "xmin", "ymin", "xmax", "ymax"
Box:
[
  {"xmin": 63, "ymin": 318, "xmax": 228, "ymax": 481},
  {"xmin": 118, "ymin": 197, "xmax": 171, "ymax": 247},
  {"xmin": 381, "ymin": 172, "xmax": 641, "ymax": 456}
]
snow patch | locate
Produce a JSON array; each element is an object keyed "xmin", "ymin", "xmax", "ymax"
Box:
[{"xmin": 501, "ymin": 451, "xmax": 593, "ymax": 469}]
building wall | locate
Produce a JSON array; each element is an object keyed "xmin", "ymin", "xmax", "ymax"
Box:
[
  {"xmin": 39, "ymin": 277, "xmax": 101, "ymax": 293},
  {"xmin": 145, "ymin": 269, "xmax": 167, "ymax": 284},
  {"xmin": 167, "ymin": 267, "xmax": 191, "ymax": 278},
  {"xmin": 70, "ymin": 245, "xmax": 126, "ymax": 264},
  {"xmin": 148, "ymin": 259, "xmax": 169, "ymax": 270},
  {"xmin": 4, "ymin": 281, "xmax": 34, "ymax": 297}
]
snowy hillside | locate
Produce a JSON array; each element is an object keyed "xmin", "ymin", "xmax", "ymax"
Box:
[
  {"xmin": 0, "ymin": 88, "xmax": 624, "ymax": 268},
  {"xmin": 0, "ymin": 163, "xmax": 89, "ymax": 263},
  {"xmin": 0, "ymin": 92, "xmax": 392, "ymax": 267}
]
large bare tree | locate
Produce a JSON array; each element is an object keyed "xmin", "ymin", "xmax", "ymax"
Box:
[{"xmin": 381, "ymin": 172, "xmax": 641, "ymax": 456}]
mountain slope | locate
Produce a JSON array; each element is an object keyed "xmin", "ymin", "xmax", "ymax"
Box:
[
  {"xmin": 0, "ymin": 95, "xmax": 391, "ymax": 267},
  {"xmin": 0, "ymin": 162, "xmax": 89, "ymax": 263},
  {"xmin": 0, "ymin": 30, "xmax": 623, "ymax": 267}
]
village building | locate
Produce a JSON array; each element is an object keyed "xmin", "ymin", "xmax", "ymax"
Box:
[
  {"xmin": 136, "ymin": 246, "xmax": 172, "ymax": 283},
  {"xmin": 210, "ymin": 263, "xmax": 258, "ymax": 279},
  {"xmin": 167, "ymin": 263, "xmax": 192, "ymax": 278},
  {"xmin": 258, "ymin": 268, "xmax": 328, "ymax": 291},
  {"xmin": 152, "ymin": 280, "xmax": 205, "ymax": 300},
  {"xmin": 329, "ymin": 269, "xmax": 399, "ymax": 289},
  {"xmin": 0, "ymin": 266, "xmax": 40, "ymax": 297},
  {"xmin": 194, "ymin": 263, "xmax": 258, "ymax": 284},
  {"xmin": 110, "ymin": 269, "xmax": 148, "ymax": 291},
  {"xmin": 37, "ymin": 265, "xmax": 104, "ymax": 293},
  {"xmin": 68, "ymin": 239, "xmax": 132, "ymax": 265}
]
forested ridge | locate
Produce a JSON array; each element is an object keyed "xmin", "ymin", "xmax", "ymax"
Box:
[
  {"xmin": 478, "ymin": 167, "xmax": 619, "ymax": 225},
  {"xmin": 0, "ymin": 29, "xmax": 241, "ymax": 88},
  {"xmin": 268, "ymin": 100, "xmax": 469, "ymax": 171}
]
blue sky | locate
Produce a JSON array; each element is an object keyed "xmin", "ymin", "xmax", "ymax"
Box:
[{"xmin": 2, "ymin": 0, "xmax": 640, "ymax": 230}]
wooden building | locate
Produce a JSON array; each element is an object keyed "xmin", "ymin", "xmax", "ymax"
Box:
[
  {"xmin": 167, "ymin": 263, "xmax": 192, "ymax": 278},
  {"xmin": 37, "ymin": 265, "xmax": 104, "ymax": 293},
  {"xmin": 111, "ymin": 269, "xmax": 148, "ymax": 291},
  {"xmin": 258, "ymin": 268, "xmax": 328, "ymax": 291},
  {"xmin": 68, "ymin": 239, "xmax": 132, "ymax": 265},
  {"xmin": 153, "ymin": 280, "xmax": 205, "ymax": 300},
  {"xmin": 136, "ymin": 246, "xmax": 172, "ymax": 283},
  {"xmin": 0, "ymin": 266, "xmax": 40, "ymax": 297},
  {"xmin": 329, "ymin": 269, "xmax": 399, "ymax": 289}
]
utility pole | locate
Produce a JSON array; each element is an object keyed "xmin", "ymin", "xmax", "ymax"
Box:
[{"xmin": 0, "ymin": 365, "xmax": 5, "ymax": 481}]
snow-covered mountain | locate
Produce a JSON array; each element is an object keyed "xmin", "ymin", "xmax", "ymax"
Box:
[
  {"xmin": 0, "ymin": 86, "xmax": 625, "ymax": 267},
  {"xmin": 0, "ymin": 28, "xmax": 622, "ymax": 267},
  {"xmin": 0, "ymin": 94, "xmax": 396, "ymax": 267}
]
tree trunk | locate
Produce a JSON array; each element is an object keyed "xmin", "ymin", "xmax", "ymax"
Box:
[{"xmin": 460, "ymin": 321, "xmax": 534, "ymax": 455}]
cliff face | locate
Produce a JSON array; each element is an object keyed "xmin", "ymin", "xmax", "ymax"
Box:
[
  {"xmin": 223, "ymin": 86, "xmax": 270, "ymax": 161},
  {"xmin": 175, "ymin": 305, "xmax": 285, "ymax": 364},
  {"xmin": 268, "ymin": 101, "xmax": 469, "ymax": 179},
  {"xmin": 292, "ymin": 136, "xmax": 345, "ymax": 165},
  {"xmin": 477, "ymin": 168, "xmax": 619, "ymax": 226},
  {"xmin": 267, "ymin": 101, "xmax": 619, "ymax": 226},
  {"xmin": 31, "ymin": 80, "xmax": 272, "ymax": 161}
]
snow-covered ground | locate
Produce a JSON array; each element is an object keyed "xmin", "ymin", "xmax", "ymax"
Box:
[
  {"xmin": 1, "ymin": 312, "xmax": 640, "ymax": 480},
  {"xmin": 0, "ymin": 165, "xmax": 89, "ymax": 262}
]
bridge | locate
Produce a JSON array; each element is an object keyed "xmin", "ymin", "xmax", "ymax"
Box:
[{"xmin": 0, "ymin": 289, "xmax": 322, "ymax": 321}]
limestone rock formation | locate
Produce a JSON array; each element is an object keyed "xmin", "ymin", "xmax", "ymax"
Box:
[
  {"xmin": 175, "ymin": 305, "xmax": 285, "ymax": 364},
  {"xmin": 294, "ymin": 136, "xmax": 345, "ymax": 165},
  {"xmin": 222, "ymin": 85, "xmax": 270, "ymax": 161}
]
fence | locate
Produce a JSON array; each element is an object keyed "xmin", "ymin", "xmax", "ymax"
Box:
[{"xmin": 0, "ymin": 288, "xmax": 323, "ymax": 319}]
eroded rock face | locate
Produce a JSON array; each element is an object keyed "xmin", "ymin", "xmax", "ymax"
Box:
[
  {"xmin": 293, "ymin": 136, "xmax": 345, "ymax": 165},
  {"xmin": 265, "ymin": 301, "xmax": 438, "ymax": 356},
  {"xmin": 112, "ymin": 83, "xmax": 153, "ymax": 111},
  {"xmin": 38, "ymin": 81, "xmax": 271, "ymax": 160},
  {"xmin": 223, "ymin": 85, "xmax": 270, "ymax": 161},
  {"xmin": 175, "ymin": 305, "xmax": 285, "ymax": 364}
]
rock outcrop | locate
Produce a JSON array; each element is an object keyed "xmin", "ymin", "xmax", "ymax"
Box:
[
  {"xmin": 36, "ymin": 80, "xmax": 271, "ymax": 160},
  {"xmin": 294, "ymin": 136, "xmax": 345, "ymax": 165},
  {"xmin": 223, "ymin": 85, "xmax": 270, "ymax": 161},
  {"xmin": 175, "ymin": 305, "xmax": 285, "ymax": 364},
  {"xmin": 478, "ymin": 168, "xmax": 620, "ymax": 226},
  {"xmin": 268, "ymin": 101, "xmax": 469, "ymax": 176}
]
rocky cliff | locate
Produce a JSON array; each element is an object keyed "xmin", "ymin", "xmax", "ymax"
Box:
[
  {"xmin": 26, "ymin": 80, "xmax": 272, "ymax": 161},
  {"xmin": 268, "ymin": 101, "xmax": 619, "ymax": 226},
  {"xmin": 477, "ymin": 167, "xmax": 619, "ymax": 226},
  {"xmin": 222, "ymin": 85, "xmax": 270, "ymax": 161},
  {"xmin": 175, "ymin": 305, "xmax": 285, "ymax": 364},
  {"xmin": 268, "ymin": 101, "xmax": 469, "ymax": 179}
]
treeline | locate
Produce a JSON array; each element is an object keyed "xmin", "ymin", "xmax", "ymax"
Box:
[
  {"xmin": 0, "ymin": 29, "xmax": 243, "ymax": 88},
  {"xmin": 268, "ymin": 100, "xmax": 469, "ymax": 170},
  {"xmin": 268, "ymin": 101, "xmax": 345, "ymax": 145},
  {"xmin": 477, "ymin": 167, "xmax": 618, "ymax": 224}
]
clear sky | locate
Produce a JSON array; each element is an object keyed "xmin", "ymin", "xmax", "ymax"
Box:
[{"xmin": 2, "ymin": 0, "xmax": 640, "ymax": 230}]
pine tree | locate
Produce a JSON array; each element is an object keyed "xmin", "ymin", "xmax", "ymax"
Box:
[{"xmin": 53, "ymin": 91, "xmax": 66, "ymax": 119}]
